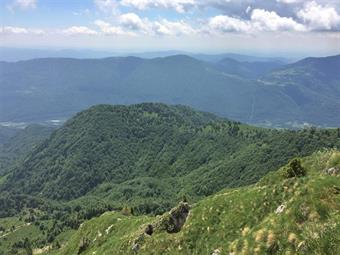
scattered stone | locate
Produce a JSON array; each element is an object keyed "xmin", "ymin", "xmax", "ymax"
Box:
[
  {"xmin": 324, "ymin": 167, "xmax": 340, "ymax": 176},
  {"xmin": 212, "ymin": 248, "xmax": 221, "ymax": 255},
  {"xmin": 132, "ymin": 243, "xmax": 140, "ymax": 253},
  {"xmin": 275, "ymin": 204, "xmax": 286, "ymax": 214},
  {"xmin": 105, "ymin": 224, "xmax": 113, "ymax": 234}
]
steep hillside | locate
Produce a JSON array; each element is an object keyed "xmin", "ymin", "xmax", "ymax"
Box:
[
  {"xmin": 261, "ymin": 55, "xmax": 340, "ymax": 125},
  {"xmin": 2, "ymin": 103, "xmax": 340, "ymax": 215},
  {"xmin": 1, "ymin": 54, "xmax": 339, "ymax": 127},
  {"xmin": 45, "ymin": 150, "xmax": 340, "ymax": 255},
  {"xmin": 0, "ymin": 126, "xmax": 19, "ymax": 145},
  {"xmin": 0, "ymin": 125, "xmax": 55, "ymax": 176},
  {"xmin": 215, "ymin": 58, "xmax": 283, "ymax": 79}
]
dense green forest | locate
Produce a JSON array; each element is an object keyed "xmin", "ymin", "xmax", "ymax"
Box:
[
  {"xmin": 0, "ymin": 125, "xmax": 55, "ymax": 176},
  {"xmin": 0, "ymin": 103, "xmax": 340, "ymax": 254}
]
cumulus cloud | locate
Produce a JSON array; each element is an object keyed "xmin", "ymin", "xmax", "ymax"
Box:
[
  {"xmin": 206, "ymin": 15, "xmax": 251, "ymax": 33},
  {"xmin": 152, "ymin": 19, "xmax": 196, "ymax": 35},
  {"xmin": 117, "ymin": 12, "xmax": 195, "ymax": 35},
  {"xmin": 121, "ymin": 0, "xmax": 196, "ymax": 13},
  {"xmin": 206, "ymin": 9, "xmax": 306, "ymax": 34},
  {"xmin": 118, "ymin": 12, "xmax": 150, "ymax": 32},
  {"xmin": 297, "ymin": 1, "xmax": 340, "ymax": 30},
  {"xmin": 251, "ymin": 9, "xmax": 306, "ymax": 32},
  {"xmin": 94, "ymin": 13, "xmax": 196, "ymax": 36},
  {"xmin": 94, "ymin": 19, "xmax": 135, "ymax": 35},
  {"xmin": 62, "ymin": 26, "xmax": 98, "ymax": 35}
]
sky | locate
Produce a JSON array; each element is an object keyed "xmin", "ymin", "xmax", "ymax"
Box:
[{"xmin": 0, "ymin": 0, "xmax": 340, "ymax": 56}]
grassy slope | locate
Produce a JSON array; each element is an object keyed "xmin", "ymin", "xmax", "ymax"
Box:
[{"xmin": 52, "ymin": 149, "xmax": 340, "ymax": 255}]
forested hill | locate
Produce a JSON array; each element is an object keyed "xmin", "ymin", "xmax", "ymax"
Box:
[{"xmin": 2, "ymin": 103, "xmax": 340, "ymax": 216}]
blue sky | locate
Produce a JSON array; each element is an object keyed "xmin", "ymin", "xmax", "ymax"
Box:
[{"xmin": 0, "ymin": 0, "xmax": 339, "ymax": 55}]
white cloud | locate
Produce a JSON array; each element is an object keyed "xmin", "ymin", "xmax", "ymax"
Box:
[
  {"xmin": 206, "ymin": 9, "xmax": 306, "ymax": 35},
  {"xmin": 0, "ymin": 26, "xmax": 44, "ymax": 35},
  {"xmin": 152, "ymin": 19, "xmax": 196, "ymax": 36},
  {"xmin": 118, "ymin": 12, "xmax": 150, "ymax": 32},
  {"xmin": 121, "ymin": 0, "xmax": 196, "ymax": 13},
  {"xmin": 297, "ymin": 1, "xmax": 340, "ymax": 30},
  {"xmin": 207, "ymin": 15, "xmax": 251, "ymax": 33},
  {"xmin": 0, "ymin": 26, "xmax": 28, "ymax": 34},
  {"xmin": 94, "ymin": 19, "xmax": 135, "ymax": 36},
  {"xmin": 62, "ymin": 26, "xmax": 98, "ymax": 35},
  {"xmin": 251, "ymin": 9, "xmax": 306, "ymax": 32},
  {"xmin": 116, "ymin": 13, "xmax": 196, "ymax": 36}
]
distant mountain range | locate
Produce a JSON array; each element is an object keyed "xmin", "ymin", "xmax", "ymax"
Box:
[
  {"xmin": 0, "ymin": 47, "xmax": 293, "ymax": 63},
  {"xmin": 0, "ymin": 53, "xmax": 339, "ymax": 127}
]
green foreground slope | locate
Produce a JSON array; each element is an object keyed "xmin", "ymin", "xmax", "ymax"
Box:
[{"xmin": 52, "ymin": 150, "xmax": 340, "ymax": 255}]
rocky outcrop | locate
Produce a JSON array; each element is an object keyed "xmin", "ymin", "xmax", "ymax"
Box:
[
  {"xmin": 150, "ymin": 202, "xmax": 190, "ymax": 234},
  {"xmin": 131, "ymin": 202, "xmax": 190, "ymax": 252},
  {"xmin": 78, "ymin": 237, "xmax": 90, "ymax": 254}
]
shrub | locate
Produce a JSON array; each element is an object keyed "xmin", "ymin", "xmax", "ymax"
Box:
[{"xmin": 282, "ymin": 158, "xmax": 306, "ymax": 178}]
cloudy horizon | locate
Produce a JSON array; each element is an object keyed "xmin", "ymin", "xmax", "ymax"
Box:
[{"xmin": 0, "ymin": 0, "xmax": 339, "ymax": 56}]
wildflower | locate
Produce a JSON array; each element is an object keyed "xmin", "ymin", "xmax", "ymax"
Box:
[
  {"xmin": 288, "ymin": 233, "xmax": 297, "ymax": 244},
  {"xmin": 255, "ymin": 229, "xmax": 265, "ymax": 242},
  {"xmin": 266, "ymin": 231, "xmax": 276, "ymax": 247},
  {"xmin": 242, "ymin": 227, "xmax": 250, "ymax": 236}
]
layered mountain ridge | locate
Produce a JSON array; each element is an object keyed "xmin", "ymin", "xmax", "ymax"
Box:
[{"xmin": 1, "ymin": 54, "xmax": 339, "ymax": 127}]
